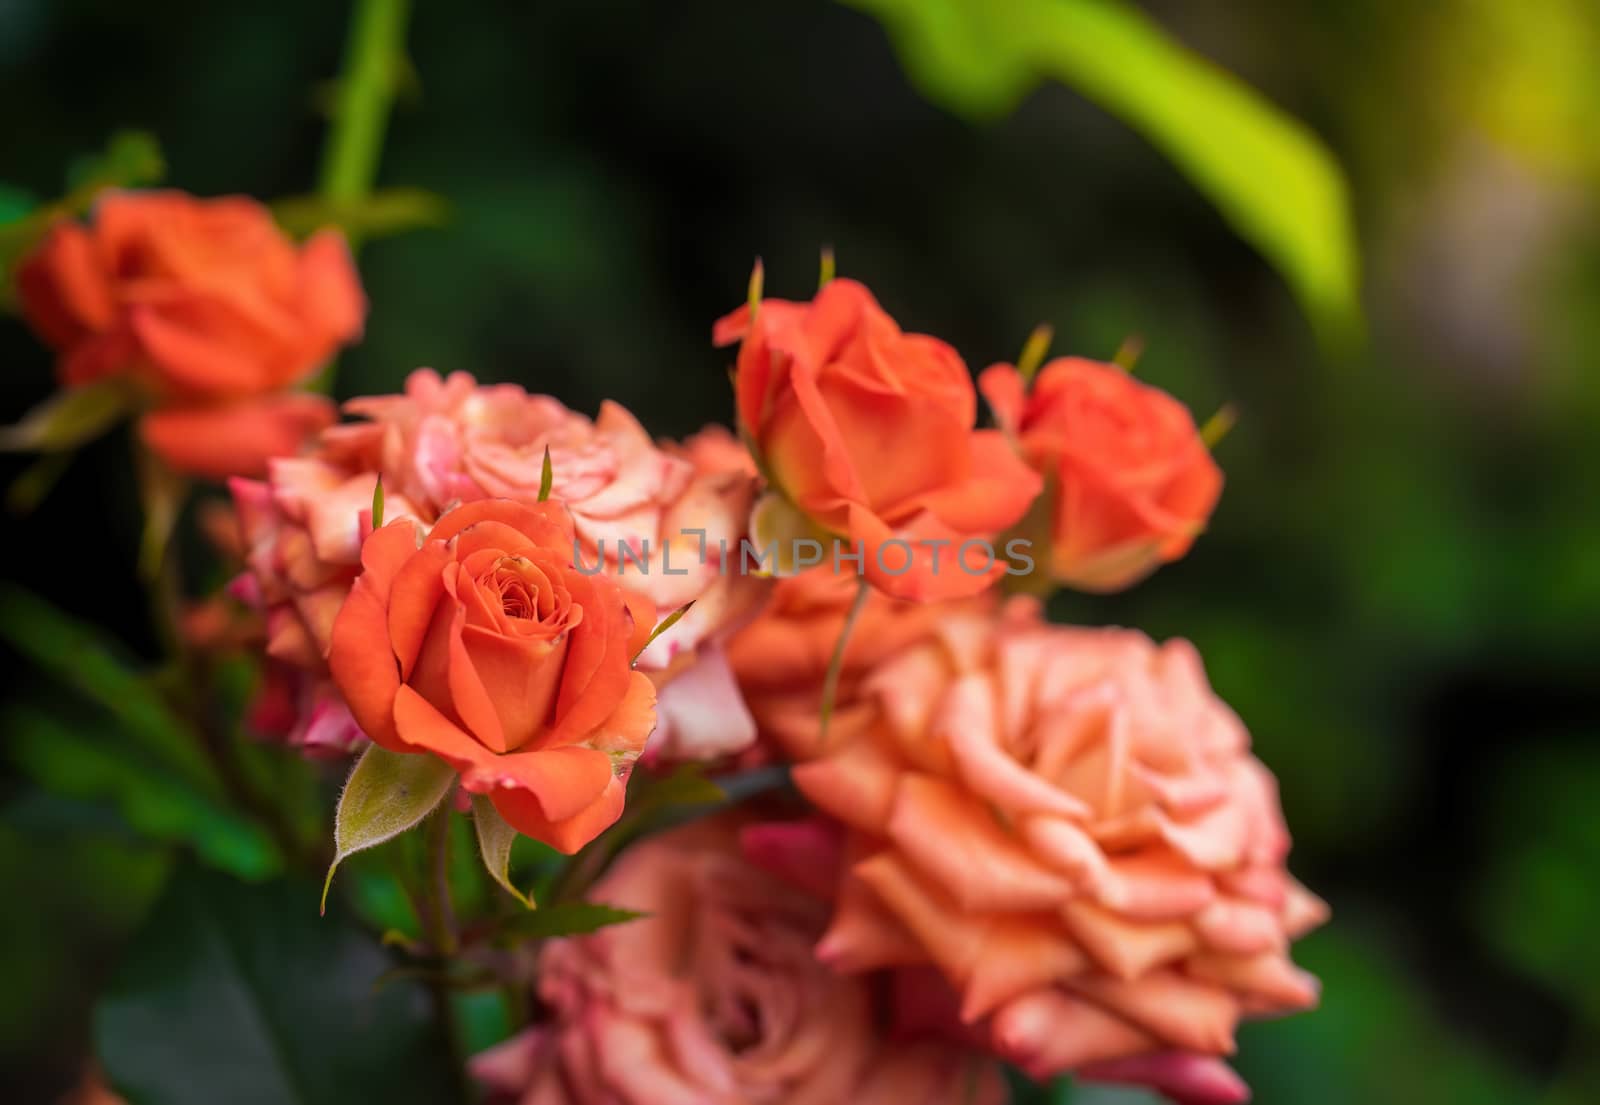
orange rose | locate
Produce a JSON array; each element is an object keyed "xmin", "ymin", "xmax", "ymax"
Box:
[
  {"xmin": 793, "ymin": 602, "xmax": 1324, "ymax": 1090},
  {"xmin": 714, "ymin": 279, "xmax": 1041, "ymax": 602},
  {"xmin": 17, "ymin": 190, "xmax": 364, "ymax": 478},
  {"xmin": 328, "ymin": 499, "xmax": 658, "ymax": 852},
  {"xmin": 231, "ymin": 372, "xmax": 766, "ymax": 762},
  {"xmin": 471, "ymin": 816, "xmax": 1005, "ymax": 1105},
  {"xmin": 980, "ymin": 357, "xmax": 1222, "ymax": 591}
]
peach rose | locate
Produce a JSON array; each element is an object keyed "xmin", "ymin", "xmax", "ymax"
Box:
[
  {"xmin": 727, "ymin": 567, "xmax": 991, "ymax": 761},
  {"xmin": 229, "ymin": 373, "xmax": 763, "ymax": 760},
  {"xmin": 343, "ymin": 371, "xmax": 751, "ymax": 612},
  {"xmin": 792, "ymin": 603, "xmax": 1325, "ymax": 1092},
  {"xmin": 327, "ymin": 499, "xmax": 657, "ymax": 852},
  {"xmin": 714, "ymin": 279, "xmax": 1041, "ymax": 602},
  {"xmin": 980, "ymin": 357, "xmax": 1222, "ymax": 592},
  {"xmin": 470, "ymin": 817, "xmax": 1005, "ymax": 1105},
  {"xmin": 17, "ymin": 190, "xmax": 364, "ymax": 478}
]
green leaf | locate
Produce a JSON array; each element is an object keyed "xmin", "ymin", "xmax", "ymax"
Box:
[
  {"xmin": 0, "ymin": 583, "xmax": 220, "ymax": 795},
  {"xmin": 0, "ymin": 183, "xmax": 35, "ymax": 225},
  {"xmin": 271, "ymin": 187, "xmax": 451, "ymax": 242},
  {"xmin": 324, "ymin": 744, "xmax": 456, "ymax": 912},
  {"xmin": 371, "ymin": 475, "xmax": 386, "ymax": 528},
  {"xmin": 499, "ymin": 900, "xmax": 644, "ymax": 940},
  {"xmin": 0, "ymin": 378, "xmax": 133, "ymax": 454},
  {"xmin": 632, "ymin": 600, "xmax": 695, "ymax": 662},
  {"xmin": 96, "ymin": 864, "xmax": 464, "ymax": 1105},
  {"xmin": 6, "ymin": 450, "xmax": 76, "ymax": 515},
  {"xmin": 845, "ymin": 0, "xmax": 1361, "ymax": 347},
  {"xmin": 470, "ymin": 794, "xmax": 532, "ymax": 908},
  {"xmin": 632, "ymin": 763, "xmax": 727, "ymax": 812},
  {"xmin": 537, "ymin": 444, "xmax": 553, "ymax": 502},
  {"xmin": 5, "ymin": 703, "xmax": 281, "ymax": 879},
  {"xmin": 136, "ymin": 441, "xmax": 189, "ymax": 582}
]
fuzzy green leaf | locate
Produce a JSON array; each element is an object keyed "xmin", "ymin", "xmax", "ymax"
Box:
[{"xmin": 323, "ymin": 745, "xmax": 455, "ymax": 912}]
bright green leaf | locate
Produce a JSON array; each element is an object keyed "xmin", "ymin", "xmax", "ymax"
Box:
[
  {"xmin": 471, "ymin": 794, "xmax": 532, "ymax": 908},
  {"xmin": 500, "ymin": 900, "xmax": 644, "ymax": 940},
  {"xmin": 96, "ymin": 865, "xmax": 464, "ymax": 1105},
  {"xmin": 0, "ymin": 378, "xmax": 133, "ymax": 454},
  {"xmin": 324, "ymin": 744, "xmax": 455, "ymax": 912},
  {"xmin": 845, "ymin": 0, "xmax": 1361, "ymax": 347}
]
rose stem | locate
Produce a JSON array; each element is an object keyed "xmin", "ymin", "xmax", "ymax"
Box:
[
  {"xmin": 310, "ymin": 0, "xmax": 412, "ymax": 392},
  {"xmin": 420, "ymin": 799, "xmax": 469, "ymax": 1094}
]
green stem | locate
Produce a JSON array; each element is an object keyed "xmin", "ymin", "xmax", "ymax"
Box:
[
  {"xmin": 134, "ymin": 443, "xmax": 312, "ymax": 868},
  {"xmin": 423, "ymin": 802, "xmax": 458, "ymax": 957},
  {"xmin": 420, "ymin": 801, "xmax": 468, "ymax": 1096},
  {"xmin": 318, "ymin": 0, "xmax": 411, "ymax": 219},
  {"xmin": 311, "ymin": 0, "xmax": 410, "ymax": 393}
]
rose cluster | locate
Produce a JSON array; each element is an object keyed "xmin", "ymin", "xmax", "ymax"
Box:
[{"xmin": 14, "ymin": 196, "xmax": 1319, "ymax": 1105}]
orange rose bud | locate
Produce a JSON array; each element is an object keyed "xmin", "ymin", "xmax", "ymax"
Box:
[
  {"xmin": 980, "ymin": 357, "xmax": 1222, "ymax": 592},
  {"xmin": 715, "ymin": 278, "xmax": 1041, "ymax": 603},
  {"xmin": 327, "ymin": 498, "xmax": 657, "ymax": 853},
  {"xmin": 17, "ymin": 190, "xmax": 365, "ymax": 479}
]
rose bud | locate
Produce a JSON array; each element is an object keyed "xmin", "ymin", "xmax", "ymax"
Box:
[
  {"xmin": 715, "ymin": 278, "xmax": 1041, "ymax": 602},
  {"xmin": 980, "ymin": 356, "xmax": 1222, "ymax": 592}
]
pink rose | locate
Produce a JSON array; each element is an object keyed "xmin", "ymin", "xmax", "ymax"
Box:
[
  {"xmin": 792, "ymin": 602, "xmax": 1326, "ymax": 1097},
  {"xmin": 229, "ymin": 370, "xmax": 763, "ymax": 759},
  {"xmin": 471, "ymin": 817, "xmax": 1005, "ymax": 1105}
]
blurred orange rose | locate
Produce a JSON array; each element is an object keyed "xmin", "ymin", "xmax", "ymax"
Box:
[
  {"xmin": 17, "ymin": 190, "xmax": 364, "ymax": 478},
  {"xmin": 715, "ymin": 278, "xmax": 1040, "ymax": 602},
  {"xmin": 980, "ymin": 357, "xmax": 1222, "ymax": 592},
  {"xmin": 793, "ymin": 602, "xmax": 1324, "ymax": 1089},
  {"xmin": 328, "ymin": 499, "xmax": 657, "ymax": 852},
  {"xmin": 471, "ymin": 816, "xmax": 1005, "ymax": 1105}
]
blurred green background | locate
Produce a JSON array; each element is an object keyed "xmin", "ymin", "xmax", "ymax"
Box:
[{"xmin": 3, "ymin": 0, "xmax": 1599, "ymax": 1102}]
